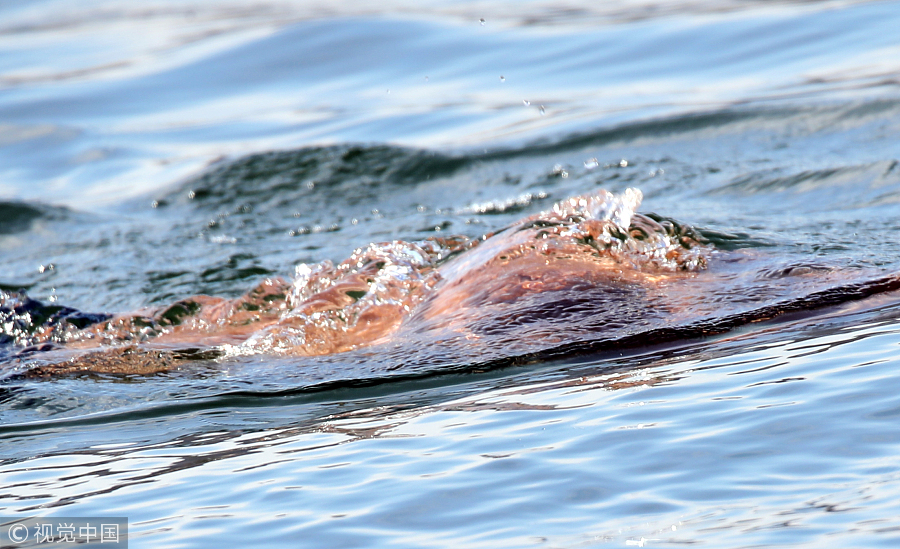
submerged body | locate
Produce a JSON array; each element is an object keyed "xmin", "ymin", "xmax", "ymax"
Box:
[{"xmin": 1, "ymin": 188, "xmax": 895, "ymax": 377}]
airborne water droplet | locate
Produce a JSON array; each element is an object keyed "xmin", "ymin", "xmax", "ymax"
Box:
[
  {"xmin": 539, "ymin": 105, "xmax": 545, "ymax": 115},
  {"xmin": 479, "ymin": 18, "xmax": 485, "ymax": 25},
  {"xmin": 523, "ymin": 99, "xmax": 530, "ymax": 106},
  {"xmin": 499, "ymin": 75, "xmax": 505, "ymax": 82}
]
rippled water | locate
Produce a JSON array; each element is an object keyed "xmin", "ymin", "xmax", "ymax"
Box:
[{"xmin": 3, "ymin": 1, "xmax": 900, "ymax": 547}]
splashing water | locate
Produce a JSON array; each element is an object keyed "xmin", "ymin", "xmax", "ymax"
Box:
[
  {"xmin": 233, "ymin": 237, "xmax": 472, "ymax": 356},
  {"xmin": 0, "ymin": 188, "xmax": 716, "ymax": 375}
]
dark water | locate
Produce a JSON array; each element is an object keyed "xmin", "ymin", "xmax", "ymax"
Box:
[{"xmin": 4, "ymin": 1, "xmax": 900, "ymax": 547}]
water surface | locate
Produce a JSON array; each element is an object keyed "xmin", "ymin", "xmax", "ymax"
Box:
[{"xmin": 3, "ymin": 1, "xmax": 900, "ymax": 547}]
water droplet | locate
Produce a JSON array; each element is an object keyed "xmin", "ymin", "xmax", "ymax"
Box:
[
  {"xmin": 523, "ymin": 99, "xmax": 530, "ymax": 106},
  {"xmin": 539, "ymin": 105, "xmax": 545, "ymax": 115},
  {"xmin": 619, "ymin": 159, "xmax": 628, "ymax": 168},
  {"xmin": 386, "ymin": 89, "xmax": 390, "ymax": 94},
  {"xmin": 351, "ymin": 218, "xmax": 359, "ymax": 225},
  {"xmin": 306, "ymin": 180, "xmax": 315, "ymax": 189},
  {"xmin": 499, "ymin": 75, "xmax": 505, "ymax": 82},
  {"xmin": 188, "ymin": 190, "xmax": 196, "ymax": 199},
  {"xmin": 151, "ymin": 200, "xmax": 158, "ymax": 208},
  {"xmin": 479, "ymin": 18, "xmax": 485, "ymax": 25},
  {"xmin": 424, "ymin": 76, "xmax": 429, "ymax": 81},
  {"xmin": 584, "ymin": 158, "xmax": 599, "ymax": 169}
]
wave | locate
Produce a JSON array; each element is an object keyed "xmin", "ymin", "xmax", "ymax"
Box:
[
  {"xmin": 708, "ymin": 160, "xmax": 900, "ymax": 197},
  {"xmin": 156, "ymin": 145, "xmax": 472, "ymax": 212},
  {"xmin": 0, "ymin": 201, "xmax": 70, "ymax": 235}
]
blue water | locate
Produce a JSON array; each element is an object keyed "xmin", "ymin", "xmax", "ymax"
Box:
[{"xmin": 4, "ymin": 1, "xmax": 900, "ymax": 547}]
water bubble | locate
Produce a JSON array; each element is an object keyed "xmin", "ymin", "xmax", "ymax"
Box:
[
  {"xmin": 499, "ymin": 75, "xmax": 505, "ymax": 82},
  {"xmin": 479, "ymin": 18, "xmax": 485, "ymax": 25}
]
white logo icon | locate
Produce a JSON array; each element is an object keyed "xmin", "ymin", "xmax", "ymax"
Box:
[{"xmin": 8, "ymin": 523, "xmax": 28, "ymax": 543}]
